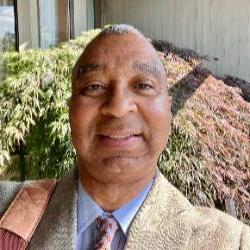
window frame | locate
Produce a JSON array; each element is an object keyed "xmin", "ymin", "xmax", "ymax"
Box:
[{"xmin": 13, "ymin": 0, "xmax": 19, "ymax": 51}]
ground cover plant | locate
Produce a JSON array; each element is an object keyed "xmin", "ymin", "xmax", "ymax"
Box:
[
  {"xmin": 1, "ymin": 29, "xmax": 249, "ymax": 224},
  {"xmin": 155, "ymin": 42, "xmax": 250, "ymax": 224}
]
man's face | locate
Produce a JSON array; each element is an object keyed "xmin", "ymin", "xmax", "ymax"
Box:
[{"xmin": 69, "ymin": 33, "xmax": 172, "ymax": 184}]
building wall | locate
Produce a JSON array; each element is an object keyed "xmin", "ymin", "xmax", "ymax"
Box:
[{"xmin": 102, "ymin": 0, "xmax": 250, "ymax": 81}]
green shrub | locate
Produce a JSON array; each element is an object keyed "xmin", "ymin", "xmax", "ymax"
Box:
[{"xmin": 1, "ymin": 29, "xmax": 100, "ymax": 179}]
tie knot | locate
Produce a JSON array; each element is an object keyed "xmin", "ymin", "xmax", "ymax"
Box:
[{"xmin": 95, "ymin": 214, "xmax": 119, "ymax": 250}]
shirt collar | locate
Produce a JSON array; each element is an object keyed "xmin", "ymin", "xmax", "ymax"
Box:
[
  {"xmin": 77, "ymin": 179, "xmax": 153, "ymax": 235},
  {"xmin": 112, "ymin": 182, "xmax": 152, "ymax": 234},
  {"xmin": 77, "ymin": 180, "xmax": 103, "ymax": 233}
]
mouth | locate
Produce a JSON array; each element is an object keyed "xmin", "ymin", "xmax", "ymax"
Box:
[{"xmin": 97, "ymin": 133, "xmax": 141, "ymax": 147}]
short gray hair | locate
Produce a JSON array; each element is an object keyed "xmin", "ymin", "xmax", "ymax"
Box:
[{"xmin": 99, "ymin": 24, "xmax": 144, "ymax": 38}]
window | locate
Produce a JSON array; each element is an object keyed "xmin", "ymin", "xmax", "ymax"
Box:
[
  {"xmin": 0, "ymin": 0, "xmax": 17, "ymax": 52},
  {"xmin": 38, "ymin": 0, "xmax": 71, "ymax": 48}
]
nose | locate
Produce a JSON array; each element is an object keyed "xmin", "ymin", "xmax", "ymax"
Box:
[{"xmin": 100, "ymin": 86, "xmax": 137, "ymax": 118}]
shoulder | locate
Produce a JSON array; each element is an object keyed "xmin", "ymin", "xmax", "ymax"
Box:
[
  {"xmin": 0, "ymin": 180, "xmax": 23, "ymax": 217},
  {"xmin": 186, "ymin": 206, "xmax": 250, "ymax": 249},
  {"xmin": 151, "ymin": 172, "xmax": 250, "ymax": 248},
  {"xmin": 0, "ymin": 168, "xmax": 77, "ymax": 219}
]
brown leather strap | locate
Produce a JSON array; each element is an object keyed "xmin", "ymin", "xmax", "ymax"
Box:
[{"xmin": 0, "ymin": 179, "xmax": 57, "ymax": 245}]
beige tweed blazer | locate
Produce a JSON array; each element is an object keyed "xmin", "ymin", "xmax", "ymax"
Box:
[{"xmin": 0, "ymin": 167, "xmax": 249, "ymax": 249}]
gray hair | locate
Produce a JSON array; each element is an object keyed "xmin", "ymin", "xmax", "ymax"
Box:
[{"xmin": 99, "ymin": 24, "xmax": 144, "ymax": 38}]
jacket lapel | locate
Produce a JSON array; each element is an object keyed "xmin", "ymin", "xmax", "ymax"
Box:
[
  {"xmin": 125, "ymin": 170, "xmax": 193, "ymax": 250},
  {"xmin": 29, "ymin": 167, "xmax": 78, "ymax": 250}
]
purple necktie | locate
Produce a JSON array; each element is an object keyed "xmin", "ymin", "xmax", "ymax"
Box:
[{"xmin": 94, "ymin": 214, "xmax": 119, "ymax": 250}]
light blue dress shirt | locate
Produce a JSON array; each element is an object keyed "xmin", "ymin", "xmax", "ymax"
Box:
[{"xmin": 77, "ymin": 180, "xmax": 153, "ymax": 250}]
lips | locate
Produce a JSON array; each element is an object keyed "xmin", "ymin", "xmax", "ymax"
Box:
[
  {"xmin": 100, "ymin": 134, "xmax": 138, "ymax": 139},
  {"xmin": 97, "ymin": 132, "xmax": 141, "ymax": 148}
]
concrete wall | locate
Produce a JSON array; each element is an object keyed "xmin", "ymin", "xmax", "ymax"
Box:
[{"xmin": 99, "ymin": 0, "xmax": 250, "ymax": 81}]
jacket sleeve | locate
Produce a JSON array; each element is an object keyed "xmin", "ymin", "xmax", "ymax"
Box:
[{"xmin": 240, "ymin": 225, "xmax": 250, "ymax": 250}]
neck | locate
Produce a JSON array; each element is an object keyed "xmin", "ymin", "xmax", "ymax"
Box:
[{"xmin": 78, "ymin": 165, "xmax": 155, "ymax": 212}]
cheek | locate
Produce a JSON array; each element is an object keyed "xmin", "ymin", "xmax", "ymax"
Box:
[
  {"xmin": 144, "ymin": 97, "xmax": 171, "ymax": 129},
  {"xmin": 69, "ymin": 97, "xmax": 99, "ymax": 140},
  {"xmin": 140, "ymin": 97, "xmax": 172, "ymax": 149}
]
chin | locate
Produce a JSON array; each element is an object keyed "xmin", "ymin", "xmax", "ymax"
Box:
[
  {"xmin": 99, "ymin": 156, "xmax": 140, "ymax": 170},
  {"xmin": 101, "ymin": 154, "xmax": 157, "ymax": 178},
  {"xmin": 79, "ymin": 154, "xmax": 157, "ymax": 184}
]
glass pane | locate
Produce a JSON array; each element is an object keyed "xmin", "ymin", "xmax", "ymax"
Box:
[
  {"xmin": 39, "ymin": 0, "xmax": 58, "ymax": 48},
  {"xmin": 39, "ymin": 0, "xmax": 69, "ymax": 49},
  {"xmin": 0, "ymin": 0, "xmax": 15, "ymax": 52}
]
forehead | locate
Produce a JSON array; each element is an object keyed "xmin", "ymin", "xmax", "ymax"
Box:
[{"xmin": 79, "ymin": 33, "xmax": 164, "ymax": 71}]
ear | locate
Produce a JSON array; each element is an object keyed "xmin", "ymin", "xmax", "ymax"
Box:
[
  {"xmin": 68, "ymin": 96, "xmax": 74, "ymax": 126},
  {"xmin": 167, "ymin": 95, "xmax": 173, "ymax": 111},
  {"xmin": 165, "ymin": 95, "xmax": 173, "ymax": 140}
]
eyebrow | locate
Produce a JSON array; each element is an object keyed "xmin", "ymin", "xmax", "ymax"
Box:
[
  {"xmin": 77, "ymin": 63, "xmax": 105, "ymax": 77},
  {"xmin": 132, "ymin": 63, "xmax": 161, "ymax": 79}
]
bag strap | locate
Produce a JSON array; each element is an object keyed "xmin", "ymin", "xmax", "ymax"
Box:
[{"xmin": 0, "ymin": 179, "xmax": 57, "ymax": 249}]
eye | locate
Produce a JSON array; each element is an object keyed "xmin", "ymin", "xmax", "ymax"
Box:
[
  {"xmin": 80, "ymin": 83, "xmax": 106, "ymax": 96},
  {"xmin": 137, "ymin": 83, "xmax": 153, "ymax": 90},
  {"xmin": 87, "ymin": 84, "xmax": 103, "ymax": 91},
  {"xmin": 134, "ymin": 81, "xmax": 156, "ymax": 96}
]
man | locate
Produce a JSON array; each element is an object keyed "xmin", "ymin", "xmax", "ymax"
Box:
[{"xmin": 0, "ymin": 24, "xmax": 249, "ymax": 249}]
